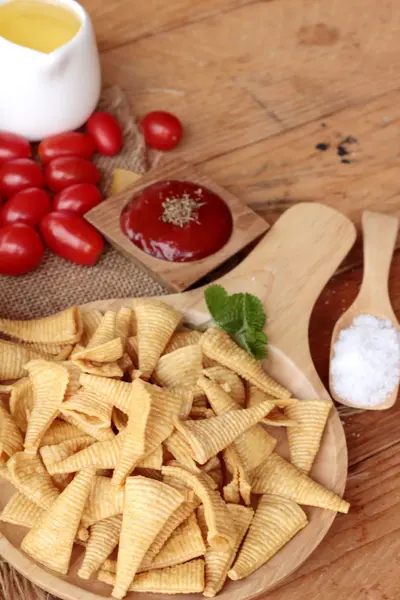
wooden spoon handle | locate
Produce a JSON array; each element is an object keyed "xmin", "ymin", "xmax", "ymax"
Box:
[{"xmin": 359, "ymin": 211, "xmax": 399, "ymax": 315}]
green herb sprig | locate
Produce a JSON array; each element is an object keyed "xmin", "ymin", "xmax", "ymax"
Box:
[{"xmin": 204, "ymin": 284, "xmax": 268, "ymax": 360}]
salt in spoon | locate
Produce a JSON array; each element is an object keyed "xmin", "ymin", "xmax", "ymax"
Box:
[{"xmin": 329, "ymin": 210, "xmax": 399, "ymax": 410}]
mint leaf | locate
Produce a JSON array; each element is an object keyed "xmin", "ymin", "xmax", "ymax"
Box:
[{"xmin": 204, "ymin": 285, "xmax": 268, "ymax": 360}]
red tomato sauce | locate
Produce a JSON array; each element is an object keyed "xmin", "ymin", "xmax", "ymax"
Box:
[{"xmin": 120, "ymin": 180, "xmax": 233, "ymax": 262}]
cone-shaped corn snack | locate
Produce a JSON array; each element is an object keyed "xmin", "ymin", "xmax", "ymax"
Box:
[
  {"xmin": 133, "ymin": 298, "xmax": 182, "ymax": 378},
  {"xmin": 164, "ymin": 430, "xmax": 200, "ymax": 473},
  {"xmin": 200, "ymin": 329, "xmax": 291, "ymax": 400},
  {"xmin": 203, "ymin": 367, "xmax": 245, "ymax": 407},
  {"xmin": 82, "ymin": 475, "xmax": 125, "ymax": 527},
  {"xmin": 284, "ymin": 399, "xmax": 332, "ymax": 473},
  {"xmin": 7, "ymin": 451, "xmax": 59, "ymax": 509},
  {"xmin": 140, "ymin": 513, "xmax": 206, "ymax": 572},
  {"xmin": 0, "ymin": 492, "xmax": 44, "ymax": 528},
  {"xmin": 40, "ymin": 436, "xmax": 94, "ymax": 489},
  {"xmin": 250, "ymin": 452, "xmax": 350, "ymax": 513},
  {"xmin": 60, "ymin": 389, "xmax": 113, "ymax": 440},
  {"xmin": 0, "ymin": 403, "xmax": 23, "ymax": 461},
  {"xmin": 0, "ymin": 307, "xmax": 82, "ymax": 344},
  {"xmin": 198, "ymin": 376, "xmax": 276, "ymax": 472},
  {"xmin": 81, "ymin": 309, "xmax": 103, "ymax": 347},
  {"xmin": 140, "ymin": 497, "xmax": 201, "ymax": 571},
  {"xmin": 202, "ymin": 456, "xmax": 223, "ymax": 491},
  {"xmin": 162, "ymin": 466, "xmax": 235, "ymax": 553},
  {"xmin": 73, "ymin": 311, "xmax": 123, "ymax": 363},
  {"xmin": 21, "ymin": 468, "xmax": 95, "ymax": 574},
  {"xmin": 24, "ymin": 360, "xmax": 69, "ymax": 454},
  {"xmin": 137, "ymin": 445, "xmax": 163, "ymax": 470},
  {"xmin": 78, "ymin": 514, "xmax": 123, "ymax": 579},
  {"xmin": 20, "ymin": 341, "xmax": 73, "ymax": 360},
  {"xmin": 228, "ymin": 494, "xmax": 307, "ymax": 580},
  {"xmin": 39, "ymin": 420, "xmax": 85, "ymax": 447},
  {"xmin": 51, "ymin": 433, "xmax": 122, "ymax": 474},
  {"xmin": 80, "ymin": 374, "xmax": 132, "ymax": 413},
  {"xmin": 154, "ymin": 345, "xmax": 203, "ymax": 396},
  {"xmin": 198, "ymin": 503, "xmax": 254, "ymax": 597},
  {"xmin": 164, "ymin": 330, "xmax": 202, "ymax": 355},
  {"xmin": 9, "ymin": 378, "xmax": 34, "ymax": 432},
  {"xmin": 246, "ymin": 383, "xmax": 298, "ymax": 427},
  {"xmin": 222, "ymin": 445, "xmax": 251, "ymax": 506},
  {"xmin": 112, "ymin": 476, "xmax": 184, "ymax": 599},
  {"xmin": 174, "ymin": 400, "xmax": 274, "ymax": 464},
  {"xmin": 0, "ymin": 340, "xmax": 44, "ymax": 380},
  {"xmin": 115, "ymin": 307, "xmax": 132, "ymax": 348},
  {"xmin": 100, "ymin": 559, "xmax": 205, "ymax": 594}
]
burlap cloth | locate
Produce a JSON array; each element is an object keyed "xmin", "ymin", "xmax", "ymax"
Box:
[{"xmin": 0, "ymin": 86, "xmax": 169, "ymax": 599}]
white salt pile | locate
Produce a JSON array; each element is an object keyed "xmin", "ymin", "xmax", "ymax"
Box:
[{"xmin": 331, "ymin": 314, "xmax": 400, "ymax": 407}]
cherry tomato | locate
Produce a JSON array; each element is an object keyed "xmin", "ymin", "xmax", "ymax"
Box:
[
  {"xmin": 1, "ymin": 187, "xmax": 51, "ymax": 227},
  {"xmin": 0, "ymin": 223, "xmax": 44, "ymax": 275},
  {"xmin": 40, "ymin": 211, "xmax": 104, "ymax": 266},
  {"xmin": 0, "ymin": 158, "xmax": 44, "ymax": 198},
  {"xmin": 53, "ymin": 183, "xmax": 103, "ymax": 216},
  {"xmin": 45, "ymin": 157, "xmax": 100, "ymax": 193},
  {"xmin": 0, "ymin": 132, "xmax": 31, "ymax": 166},
  {"xmin": 140, "ymin": 111, "xmax": 183, "ymax": 151},
  {"xmin": 86, "ymin": 112, "xmax": 123, "ymax": 156},
  {"xmin": 38, "ymin": 132, "xmax": 96, "ymax": 165}
]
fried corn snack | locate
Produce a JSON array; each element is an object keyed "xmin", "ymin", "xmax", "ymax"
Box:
[
  {"xmin": 222, "ymin": 445, "xmax": 251, "ymax": 506},
  {"xmin": 21, "ymin": 468, "xmax": 95, "ymax": 575},
  {"xmin": 201, "ymin": 457, "xmax": 223, "ymax": 491},
  {"xmin": 112, "ymin": 476, "xmax": 185, "ymax": 599},
  {"xmin": 24, "ymin": 360, "xmax": 69, "ymax": 454},
  {"xmin": 198, "ymin": 375, "xmax": 276, "ymax": 472},
  {"xmin": 0, "ymin": 340, "xmax": 44, "ymax": 380},
  {"xmin": 125, "ymin": 336, "xmax": 138, "ymax": 367},
  {"xmin": 100, "ymin": 559, "xmax": 205, "ymax": 594},
  {"xmin": 112, "ymin": 380, "xmax": 151, "ymax": 486},
  {"xmin": 0, "ymin": 307, "xmax": 82, "ymax": 344},
  {"xmin": 52, "ymin": 433, "xmax": 122, "ymax": 474},
  {"xmin": 137, "ymin": 445, "xmax": 163, "ymax": 470},
  {"xmin": 228, "ymin": 494, "xmax": 307, "ymax": 580},
  {"xmin": 78, "ymin": 514, "xmax": 123, "ymax": 579},
  {"xmin": 284, "ymin": 399, "xmax": 332, "ymax": 473},
  {"xmin": 140, "ymin": 497, "xmax": 201, "ymax": 571},
  {"xmin": 80, "ymin": 374, "xmax": 132, "ymax": 413},
  {"xmin": 77, "ymin": 311, "xmax": 120, "ymax": 356},
  {"xmin": 203, "ymin": 367, "xmax": 246, "ymax": 407},
  {"xmin": 250, "ymin": 452, "xmax": 350, "ymax": 513},
  {"xmin": 140, "ymin": 513, "xmax": 206, "ymax": 572},
  {"xmin": 174, "ymin": 400, "xmax": 275, "ymax": 464},
  {"xmin": 133, "ymin": 298, "xmax": 182, "ymax": 378},
  {"xmin": 246, "ymin": 383, "xmax": 298, "ymax": 427},
  {"xmin": 81, "ymin": 309, "xmax": 103, "ymax": 346},
  {"xmin": 39, "ymin": 420, "xmax": 85, "ymax": 447},
  {"xmin": 162, "ymin": 466, "xmax": 235, "ymax": 553},
  {"xmin": 40, "ymin": 436, "xmax": 94, "ymax": 489},
  {"xmin": 200, "ymin": 328, "xmax": 291, "ymax": 400},
  {"xmin": 20, "ymin": 341, "xmax": 73, "ymax": 360},
  {"xmin": 198, "ymin": 503, "xmax": 254, "ymax": 597},
  {"xmin": 7, "ymin": 451, "xmax": 59, "ymax": 509},
  {"xmin": 60, "ymin": 389, "xmax": 113, "ymax": 440},
  {"xmin": 155, "ymin": 345, "xmax": 203, "ymax": 395},
  {"xmin": 164, "ymin": 430, "xmax": 200, "ymax": 473},
  {"xmin": 8, "ymin": 378, "xmax": 34, "ymax": 432},
  {"xmin": 115, "ymin": 307, "xmax": 132, "ymax": 348},
  {"xmin": 82, "ymin": 475, "xmax": 125, "ymax": 528},
  {"xmin": 164, "ymin": 330, "xmax": 202, "ymax": 355},
  {"xmin": 169, "ymin": 387, "xmax": 194, "ymax": 420},
  {"xmin": 0, "ymin": 403, "xmax": 23, "ymax": 461},
  {"xmin": 0, "ymin": 492, "xmax": 44, "ymax": 528}
]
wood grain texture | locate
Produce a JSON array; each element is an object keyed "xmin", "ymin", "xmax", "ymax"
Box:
[
  {"xmin": 85, "ymin": 162, "xmax": 269, "ymax": 292},
  {"xmin": 0, "ymin": 204, "xmax": 355, "ymax": 600}
]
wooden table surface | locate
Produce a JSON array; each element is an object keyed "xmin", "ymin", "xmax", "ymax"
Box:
[{"xmin": 80, "ymin": 1, "xmax": 400, "ymax": 597}]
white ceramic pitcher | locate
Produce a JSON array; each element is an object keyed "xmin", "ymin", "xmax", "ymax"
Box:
[{"xmin": 0, "ymin": 0, "xmax": 101, "ymax": 141}]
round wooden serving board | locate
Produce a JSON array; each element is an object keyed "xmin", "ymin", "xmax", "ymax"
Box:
[{"xmin": 0, "ymin": 203, "xmax": 356, "ymax": 600}]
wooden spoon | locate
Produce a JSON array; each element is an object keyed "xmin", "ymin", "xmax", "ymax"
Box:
[{"xmin": 330, "ymin": 210, "xmax": 399, "ymax": 410}]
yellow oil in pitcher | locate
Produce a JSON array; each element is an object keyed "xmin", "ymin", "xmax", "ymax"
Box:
[{"xmin": 0, "ymin": 0, "xmax": 81, "ymax": 53}]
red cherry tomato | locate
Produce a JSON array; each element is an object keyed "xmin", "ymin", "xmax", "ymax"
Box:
[
  {"xmin": 53, "ymin": 183, "xmax": 103, "ymax": 216},
  {"xmin": 38, "ymin": 132, "xmax": 96, "ymax": 165},
  {"xmin": 0, "ymin": 158, "xmax": 44, "ymax": 198},
  {"xmin": 0, "ymin": 132, "xmax": 31, "ymax": 166},
  {"xmin": 0, "ymin": 223, "xmax": 44, "ymax": 275},
  {"xmin": 45, "ymin": 157, "xmax": 100, "ymax": 193},
  {"xmin": 40, "ymin": 211, "xmax": 104, "ymax": 266},
  {"xmin": 86, "ymin": 112, "xmax": 123, "ymax": 156},
  {"xmin": 140, "ymin": 111, "xmax": 183, "ymax": 151},
  {"xmin": 1, "ymin": 187, "xmax": 51, "ymax": 227}
]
